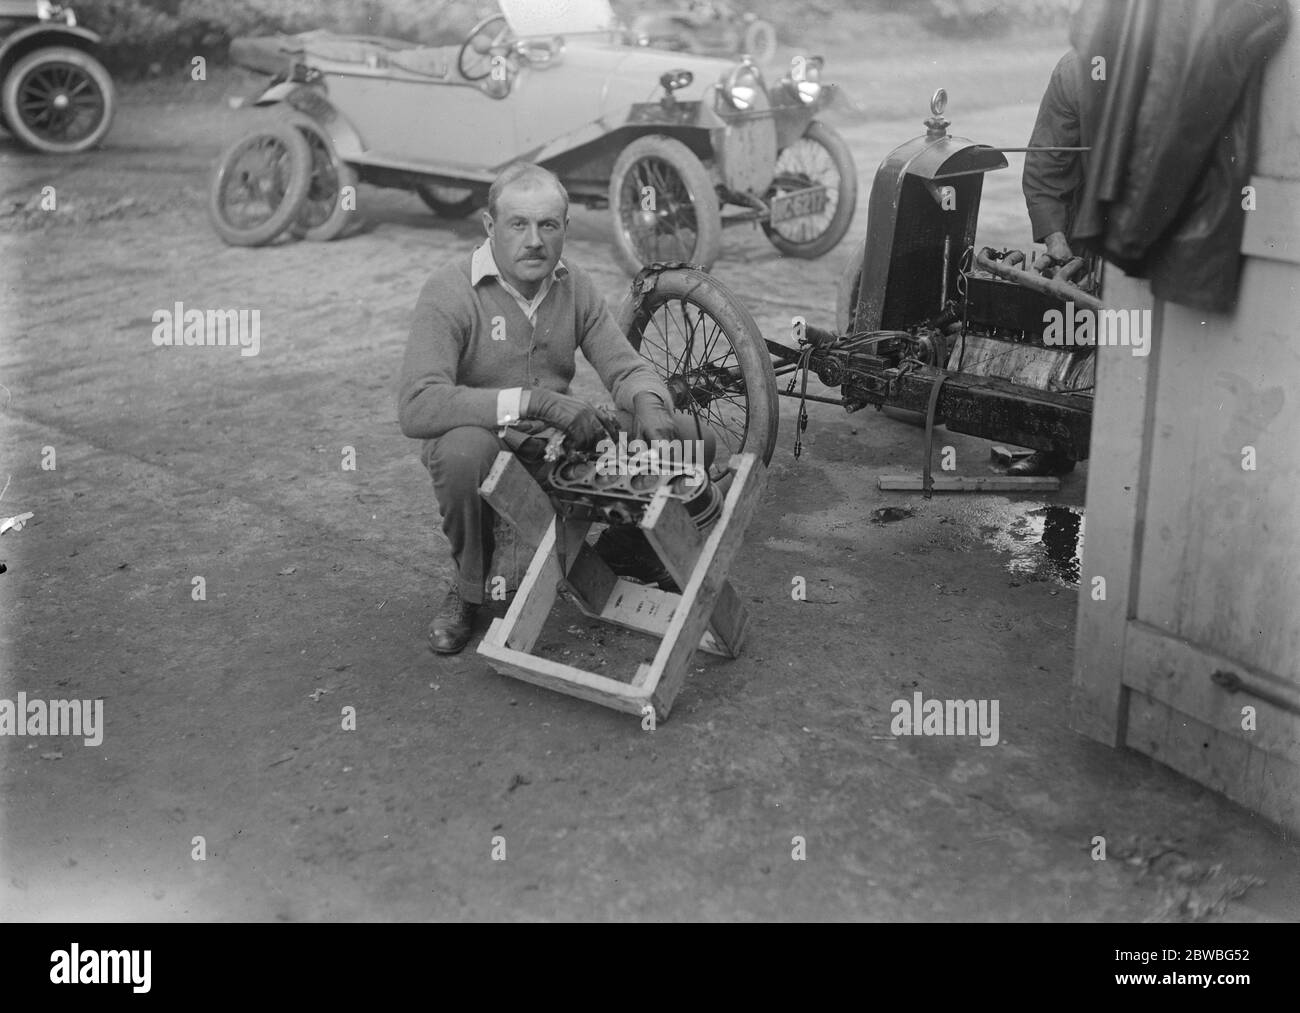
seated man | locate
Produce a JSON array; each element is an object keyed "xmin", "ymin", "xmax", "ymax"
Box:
[{"xmin": 398, "ymin": 162, "xmax": 690, "ymax": 654}]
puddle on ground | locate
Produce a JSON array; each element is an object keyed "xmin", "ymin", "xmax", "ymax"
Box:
[{"xmin": 939, "ymin": 500, "xmax": 1085, "ymax": 587}]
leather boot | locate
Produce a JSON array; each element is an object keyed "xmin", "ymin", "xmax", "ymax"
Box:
[{"xmin": 428, "ymin": 584, "xmax": 480, "ymax": 655}]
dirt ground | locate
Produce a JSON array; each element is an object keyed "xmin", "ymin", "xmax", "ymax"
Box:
[{"xmin": 1, "ymin": 22, "xmax": 1297, "ymax": 921}]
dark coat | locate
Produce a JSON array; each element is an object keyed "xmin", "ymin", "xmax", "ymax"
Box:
[
  {"xmin": 1023, "ymin": 50, "xmax": 1094, "ymax": 244},
  {"xmin": 1071, "ymin": 0, "xmax": 1290, "ymax": 312}
]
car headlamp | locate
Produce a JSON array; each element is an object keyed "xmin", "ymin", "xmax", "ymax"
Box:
[
  {"xmin": 721, "ymin": 62, "xmax": 763, "ymax": 113},
  {"xmin": 792, "ymin": 55, "xmax": 823, "ymax": 104}
]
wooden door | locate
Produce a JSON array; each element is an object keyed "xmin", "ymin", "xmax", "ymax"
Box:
[{"xmin": 1071, "ymin": 23, "xmax": 1300, "ymax": 832}]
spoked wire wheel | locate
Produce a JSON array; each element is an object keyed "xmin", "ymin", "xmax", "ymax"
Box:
[
  {"xmin": 609, "ymin": 135, "xmax": 721, "ymax": 275},
  {"xmin": 207, "ymin": 120, "xmax": 312, "ymax": 247},
  {"xmin": 288, "ymin": 115, "xmax": 357, "ymax": 241},
  {"xmin": 2, "ymin": 46, "xmax": 115, "ymax": 153},
  {"xmin": 617, "ymin": 268, "xmax": 777, "ymax": 488},
  {"xmin": 761, "ymin": 120, "xmax": 857, "ymax": 259}
]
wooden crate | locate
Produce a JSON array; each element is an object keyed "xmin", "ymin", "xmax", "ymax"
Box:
[{"xmin": 476, "ymin": 452, "xmax": 765, "ymax": 722}]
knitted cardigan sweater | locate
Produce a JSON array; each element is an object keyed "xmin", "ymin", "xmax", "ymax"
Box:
[{"xmin": 398, "ymin": 255, "xmax": 670, "ymax": 442}]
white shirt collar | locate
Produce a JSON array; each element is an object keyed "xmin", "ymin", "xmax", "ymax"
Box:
[{"xmin": 471, "ymin": 242, "xmax": 567, "ymax": 288}]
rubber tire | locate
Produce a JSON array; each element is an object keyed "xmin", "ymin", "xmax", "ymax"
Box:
[
  {"xmin": 762, "ymin": 120, "xmax": 857, "ymax": 260},
  {"xmin": 742, "ymin": 20, "xmax": 778, "ymax": 63},
  {"xmin": 287, "ymin": 115, "xmax": 357, "ymax": 242},
  {"xmin": 2, "ymin": 46, "xmax": 115, "ymax": 154},
  {"xmin": 835, "ymin": 237, "xmax": 865, "ymax": 333},
  {"xmin": 208, "ymin": 120, "xmax": 313, "ymax": 247},
  {"xmin": 616, "ymin": 267, "xmax": 779, "ymax": 475},
  {"xmin": 609, "ymin": 134, "xmax": 722, "ymax": 276},
  {"xmin": 415, "ymin": 183, "xmax": 481, "ymax": 219}
]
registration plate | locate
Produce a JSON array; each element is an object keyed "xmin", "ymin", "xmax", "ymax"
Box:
[{"xmin": 769, "ymin": 185, "xmax": 828, "ymax": 224}]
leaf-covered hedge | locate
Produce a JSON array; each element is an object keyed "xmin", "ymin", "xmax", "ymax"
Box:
[
  {"xmin": 73, "ymin": 0, "xmax": 489, "ymax": 74},
  {"xmin": 70, "ymin": 0, "xmax": 1067, "ymax": 77}
]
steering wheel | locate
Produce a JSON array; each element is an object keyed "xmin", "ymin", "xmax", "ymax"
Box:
[{"xmin": 458, "ymin": 13, "xmax": 515, "ymax": 81}]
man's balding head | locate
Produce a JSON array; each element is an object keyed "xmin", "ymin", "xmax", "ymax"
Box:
[{"xmin": 487, "ymin": 162, "xmax": 569, "ymax": 222}]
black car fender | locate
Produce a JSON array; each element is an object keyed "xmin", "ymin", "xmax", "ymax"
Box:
[
  {"xmin": 0, "ymin": 24, "xmax": 102, "ymax": 78},
  {"xmin": 252, "ymin": 81, "xmax": 365, "ymax": 160}
]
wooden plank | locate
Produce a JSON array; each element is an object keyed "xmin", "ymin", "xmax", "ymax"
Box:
[
  {"xmin": 560, "ymin": 538, "xmax": 621, "ymax": 618},
  {"xmin": 493, "ymin": 511, "xmax": 593, "ymax": 653},
  {"xmin": 1256, "ymin": 30, "xmax": 1300, "ymax": 178},
  {"xmin": 1240, "ymin": 176, "xmax": 1300, "ymax": 265},
  {"xmin": 634, "ymin": 455, "xmax": 766, "ymax": 718},
  {"xmin": 640, "ymin": 492, "xmax": 749, "ymax": 657},
  {"xmin": 594, "ymin": 578, "xmax": 729, "ymax": 657},
  {"xmin": 478, "ymin": 630, "xmax": 650, "ymax": 716},
  {"xmin": 498, "ymin": 518, "xmax": 559, "ymax": 653},
  {"xmin": 478, "ymin": 451, "xmax": 553, "ymax": 549},
  {"xmin": 1069, "ymin": 271, "xmax": 1156, "ymax": 746},
  {"xmin": 487, "ymin": 515, "xmax": 530, "ymax": 593},
  {"xmin": 1127, "ymin": 689, "xmax": 1300, "ymax": 833},
  {"xmin": 877, "ymin": 474, "xmax": 1060, "ymax": 493},
  {"xmin": 1124, "ymin": 620, "xmax": 1299, "ymax": 761}
]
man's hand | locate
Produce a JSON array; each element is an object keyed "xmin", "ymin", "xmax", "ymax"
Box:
[
  {"xmin": 1044, "ymin": 231, "xmax": 1073, "ymax": 264},
  {"xmin": 525, "ymin": 389, "xmax": 612, "ymax": 451},
  {"xmin": 633, "ymin": 392, "xmax": 679, "ymax": 445}
]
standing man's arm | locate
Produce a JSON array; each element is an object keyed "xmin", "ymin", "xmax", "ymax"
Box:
[
  {"xmin": 398, "ymin": 275, "xmax": 503, "ymax": 439},
  {"xmin": 1023, "ymin": 51, "xmax": 1084, "ymax": 262}
]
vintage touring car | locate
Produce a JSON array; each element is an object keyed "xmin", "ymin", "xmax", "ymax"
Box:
[
  {"xmin": 209, "ymin": 0, "xmax": 856, "ymax": 273},
  {"xmin": 0, "ymin": 0, "xmax": 114, "ymax": 153}
]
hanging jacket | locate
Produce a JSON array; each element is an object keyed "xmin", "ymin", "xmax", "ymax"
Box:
[{"xmin": 1071, "ymin": 0, "xmax": 1290, "ymax": 312}]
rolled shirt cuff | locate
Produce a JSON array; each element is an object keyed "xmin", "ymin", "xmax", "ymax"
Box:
[{"xmin": 496, "ymin": 387, "xmax": 524, "ymax": 426}]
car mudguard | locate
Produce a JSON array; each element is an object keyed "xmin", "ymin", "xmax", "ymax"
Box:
[
  {"xmin": 0, "ymin": 24, "xmax": 103, "ymax": 72},
  {"xmin": 252, "ymin": 82, "xmax": 365, "ymax": 161}
]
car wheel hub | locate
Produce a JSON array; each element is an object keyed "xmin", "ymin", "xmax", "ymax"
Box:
[{"xmin": 18, "ymin": 63, "xmax": 104, "ymax": 142}]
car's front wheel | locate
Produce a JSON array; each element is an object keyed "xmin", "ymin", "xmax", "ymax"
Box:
[
  {"xmin": 2, "ymin": 46, "xmax": 115, "ymax": 153},
  {"xmin": 288, "ymin": 115, "xmax": 358, "ymax": 242},
  {"xmin": 762, "ymin": 120, "xmax": 857, "ymax": 260},
  {"xmin": 207, "ymin": 120, "xmax": 313, "ymax": 247},
  {"xmin": 609, "ymin": 135, "xmax": 722, "ymax": 275},
  {"xmin": 617, "ymin": 266, "xmax": 778, "ymax": 487}
]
